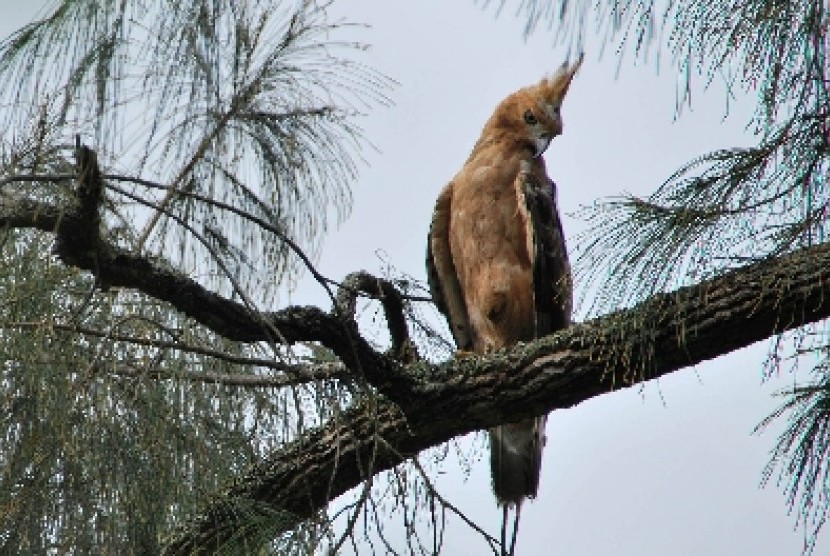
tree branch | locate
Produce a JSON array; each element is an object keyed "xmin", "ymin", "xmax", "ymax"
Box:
[
  {"xmin": 162, "ymin": 240, "xmax": 830, "ymax": 553},
  {"xmin": 0, "ymin": 148, "xmax": 406, "ymax": 397},
  {"xmin": 1, "ymin": 320, "xmax": 349, "ymax": 383},
  {"xmin": 336, "ymin": 271, "xmax": 417, "ymax": 362},
  {"xmin": 5, "ymin": 147, "xmax": 830, "ymax": 553}
]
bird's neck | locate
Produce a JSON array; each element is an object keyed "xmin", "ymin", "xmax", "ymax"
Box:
[{"xmin": 467, "ymin": 128, "xmax": 537, "ymax": 163}]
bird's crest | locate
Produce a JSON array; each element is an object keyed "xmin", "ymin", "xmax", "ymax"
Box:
[{"xmin": 536, "ymin": 54, "xmax": 583, "ymax": 117}]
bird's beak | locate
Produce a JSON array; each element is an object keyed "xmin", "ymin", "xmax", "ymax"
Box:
[{"xmin": 533, "ymin": 134, "xmax": 553, "ymax": 158}]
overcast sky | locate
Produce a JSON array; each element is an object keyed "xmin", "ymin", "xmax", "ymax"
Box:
[{"xmin": 2, "ymin": 1, "xmax": 826, "ymax": 555}]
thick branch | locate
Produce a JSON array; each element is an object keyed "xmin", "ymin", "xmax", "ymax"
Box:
[{"xmin": 163, "ymin": 240, "xmax": 830, "ymax": 553}]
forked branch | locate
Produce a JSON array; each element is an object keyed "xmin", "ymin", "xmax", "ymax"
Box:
[{"xmin": 0, "ymin": 145, "xmax": 411, "ymax": 396}]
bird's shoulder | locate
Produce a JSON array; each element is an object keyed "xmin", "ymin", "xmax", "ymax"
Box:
[{"xmin": 453, "ymin": 144, "xmax": 532, "ymax": 197}]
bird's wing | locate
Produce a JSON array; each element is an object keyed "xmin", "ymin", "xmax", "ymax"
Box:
[
  {"xmin": 489, "ymin": 164, "xmax": 571, "ymax": 507},
  {"xmin": 517, "ymin": 162, "xmax": 572, "ymax": 337},
  {"xmin": 426, "ymin": 182, "xmax": 474, "ymax": 351}
]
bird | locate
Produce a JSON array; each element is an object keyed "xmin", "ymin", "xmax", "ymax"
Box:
[{"xmin": 426, "ymin": 56, "xmax": 582, "ymax": 554}]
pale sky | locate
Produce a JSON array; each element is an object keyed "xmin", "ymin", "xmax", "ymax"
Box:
[{"xmin": 1, "ymin": 1, "xmax": 825, "ymax": 555}]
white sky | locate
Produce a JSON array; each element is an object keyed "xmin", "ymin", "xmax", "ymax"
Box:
[{"xmin": 1, "ymin": 1, "xmax": 826, "ymax": 555}]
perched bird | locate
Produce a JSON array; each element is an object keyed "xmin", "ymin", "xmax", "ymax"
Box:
[{"xmin": 426, "ymin": 56, "xmax": 582, "ymax": 552}]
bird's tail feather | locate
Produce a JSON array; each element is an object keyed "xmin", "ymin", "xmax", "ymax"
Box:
[{"xmin": 489, "ymin": 415, "xmax": 547, "ymax": 505}]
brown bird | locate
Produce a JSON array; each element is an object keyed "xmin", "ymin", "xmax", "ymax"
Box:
[{"xmin": 426, "ymin": 56, "xmax": 582, "ymax": 553}]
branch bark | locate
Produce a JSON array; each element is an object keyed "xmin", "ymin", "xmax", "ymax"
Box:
[
  {"xmin": 4, "ymin": 148, "xmax": 830, "ymax": 552},
  {"xmin": 162, "ymin": 239, "xmax": 830, "ymax": 553}
]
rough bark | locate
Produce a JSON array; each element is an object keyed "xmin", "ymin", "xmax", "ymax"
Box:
[
  {"xmin": 3, "ymin": 147, "xmax": 830, "ymax": 552},
  {"xmin": 163, "ymin": 238, "xmax": 830, "ymax": 553}
]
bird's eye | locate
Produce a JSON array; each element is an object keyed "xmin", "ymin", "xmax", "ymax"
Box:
[{"xmin": 523, "ymin": 110, "xmax": 538, "ymax": 125}]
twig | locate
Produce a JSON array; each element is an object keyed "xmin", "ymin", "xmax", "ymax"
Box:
[
  {"xmin": 0, "ymin": 173, "xmax": 76, "ymax": 187},
  {"xmin": 409, "ymin": 457, "xmax": 500, "ymax": 554},
  {"xmin": 105, "ymin": 174, "xmax": 339, "ymax": 309},
  {"xmin": 326, "ymin": 477, "xmax": 373, "ymax": 555},
  {"xmin": 104, "ymin": 361, "xmax": 344, "ymax": 389},
  {"xmin": 0, "ymin": 320, "xmax": 313, "ymax": 373}
]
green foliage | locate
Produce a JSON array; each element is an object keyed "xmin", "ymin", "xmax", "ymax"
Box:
[
  {"xmin": 0, "ymin": 0, "xmax": 391, "ymax": 301},
  {"xmin": 0, "ymin": 1, "xmax": 390, "ymax": 552},
  {"xmin": 0, "ymin": 228, "xmax": 325, "ymax": 553},
  {"xmin": 758, "ymin": 367, "xmax": 830, "ymax": 555}
]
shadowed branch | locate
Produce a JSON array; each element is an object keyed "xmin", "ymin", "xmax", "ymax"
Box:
[{"xmin": 0, "ymin": 146, "xmax": 408, "ymax": 397}]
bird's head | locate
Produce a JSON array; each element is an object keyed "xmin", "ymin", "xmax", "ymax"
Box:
[{"xmin": 504, "ymin": 55, "xmax": 584, "ymax": 157}]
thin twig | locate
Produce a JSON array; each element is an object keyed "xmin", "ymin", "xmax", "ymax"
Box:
[
  {"xmin": 0, "ymin": 173, "xmax": 76, "ymax": 187},
  {"xmin": 103, "ymin": 362, "xmax": 344, "ymax": 389},
  {"xmin": 105, "ymin": 174, "xmax": 339, "ymax": 309},
  {"xmin": 1, "ymin": 320, "xmax": 349, "ymax": 382},
  {"xmin": 326, "ymin": 477, "xmax": 373, "ymax": 556},
  {"xmin": 103, "ymin": 181, "xmax": 289, "ymax": 347},
  {"xmin": 410, "ymin": 458, "xmax": 500, "ymax": 555},
  {"xmin": 103, "ymin": 173, "xmax": 434, "ymax": 304}
]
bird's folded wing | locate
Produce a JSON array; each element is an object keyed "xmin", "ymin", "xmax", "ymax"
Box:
[
  {"xmin": 426, "ymin": 182, "xmax": 474, "ymax": 351},
  {"xmin": 517, "ymin": 167, "xmax": 572, "ymax": 337}
]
